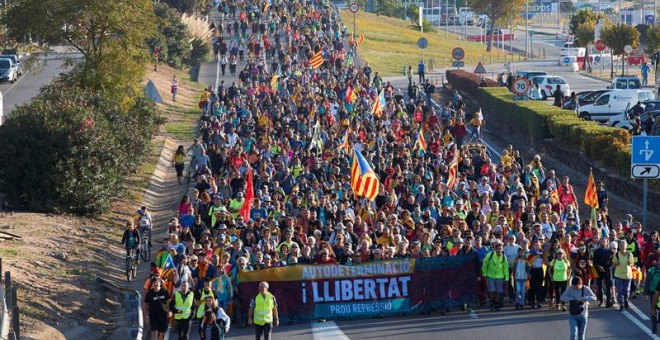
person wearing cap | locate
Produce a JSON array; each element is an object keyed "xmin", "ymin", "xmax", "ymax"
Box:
[
  {"xmin": 248, "ymin": 281, "xmax": 279, "ymax": 339},
  {"xmin": 229, "ymin": 191, "xmax": 246, "ymax": 218},
  {"xmin": 593, "ymin": 238, "xmax": 615, "ymax": 308},
  {"xmin": 549, "ymin": 248, "xmax": 571, "ymax": 311},
  {"xmin": 482, "ymin": 241, "xmax": 509, "ymax": 311}
]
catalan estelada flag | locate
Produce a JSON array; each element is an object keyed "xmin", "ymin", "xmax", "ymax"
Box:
[
  {"xmin": 270, "ymin": 72, "xmax": 279, "ymax": 89},
  {"xmin": 341, "ymin": 128, "xmax": 351, "ymax": 153},
  {"xmin": 351, "ymin": 147, "xmax": 379, "ymax": 201},
  {"xmin": 371, "ymin": 89, "xmax": 386, "ymax": 117},
  {"xmin": 415, "ymin": 126, "xmax": 427, "ymax": 152},
  {"xmin": 357, "ymin": 34, "xmax": 364, "ymax": 46},
  {"xmin": 309, "ymin": 50, "xmax": 324, "ymax": 68},
  {"xmin": 446, "ymin": 149, "xmax": 459, "ymax": 189},
  {"xmin": 550, "ymin": 189, "xmax": 560, "ymax": 204}
]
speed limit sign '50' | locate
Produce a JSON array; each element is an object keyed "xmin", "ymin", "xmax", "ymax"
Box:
[{"xmin": 512, "ymin": 77, "xmax": 530, "ymax": 96}]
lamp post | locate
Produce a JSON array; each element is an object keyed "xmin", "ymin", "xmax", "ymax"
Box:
[{"xmin": 525, "ymin": 0, "xmax": 529, "ymax": 59}]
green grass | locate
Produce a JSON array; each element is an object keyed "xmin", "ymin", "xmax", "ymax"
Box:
[
  {"xmin": 342, "ymin": 10, "xmax": 517, "ymax": 76},
  {"xmin": 0, "ymin": 247, "xmax": 18, "ymax": 256},
  {"xmin": 165, "ymin": 109, "xmax": 198, "ymax": 140}
]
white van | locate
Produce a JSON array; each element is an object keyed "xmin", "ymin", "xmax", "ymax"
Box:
[{"xmin": 579, "ymin": 89, "xmax": 655, "ymax": 122}]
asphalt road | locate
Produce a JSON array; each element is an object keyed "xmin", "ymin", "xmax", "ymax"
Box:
[
  {"xmin": 131, "ymin": 9, "xmax": 659, "ymax": 340},
  {"xmin": 0, "ymin": 56, "xmax": 67, "ymax": 116}
]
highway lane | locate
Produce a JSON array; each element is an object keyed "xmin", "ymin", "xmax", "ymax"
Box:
[{"xmin": 0, "ymin": 57, "xmax": 67, "ymax": 115}]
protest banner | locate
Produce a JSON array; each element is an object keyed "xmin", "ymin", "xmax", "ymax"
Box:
[{"xmin": 238, "ymin": 255, "xmax": 477, "ymax": 323}]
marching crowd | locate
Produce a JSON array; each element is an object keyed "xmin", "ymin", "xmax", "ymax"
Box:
[{"xmin": 130, "ymin": 0, "xmax": 660, "ymax": 340}]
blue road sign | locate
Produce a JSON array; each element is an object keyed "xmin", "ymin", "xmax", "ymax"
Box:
[
  {"xmin": 594, "ymin": 55, "xmax": 601, "ymax": 62},
  {"xmin": 631, "ymin": 136, "xmax": 660, "ymax": 179},
  {"xmin": 562, "ymin": 57, "xmax": 571, "ymax": 64},
  {"xmin": 632, "ymin": 136, "xmax": 660, "ymax": 164},
  {"xmin": 417, "ymin": 37, "xmax": 428, "ymax": 49}
]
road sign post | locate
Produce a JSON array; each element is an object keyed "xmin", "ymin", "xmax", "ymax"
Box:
[
  {"xmin": 350, "ymin": 2, "xmax": 359, "ymax": 55},
  {"xmin": 452, "ymin": 47, "xmax": 465, "ymax": 70},
  {"xmin": 631, "ymin": 136, "xmax": 660, "ymax": 230},
  {"xmin": 511, "ymin": 77, "xmax": 530, "ymax": 101},
  {"xmin": 417, "ymin": 37, "xmax": 428, "ymax": 63}
]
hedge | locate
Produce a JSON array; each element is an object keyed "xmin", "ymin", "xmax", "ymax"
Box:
[
  {"xmin": 475, "ymin": 87, "xmax": 632, "ymax": 177},
  {"xmin": 0, "ymin": 81, "xmax": 162, "ymax": 215},
  {"xmin": 445, "ymin": 70, "xmax": 499, "ymax": 98}
]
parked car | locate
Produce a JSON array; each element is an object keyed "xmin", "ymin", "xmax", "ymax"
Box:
[
  {"xmin": 579, "ymin": 89, "xmax": 655, "ymax": 122},
  {"xmin": 578, "ymin": 90, "xmax": 609, "ymax": 106},
  {"xmin": 529, "ymin": 75, "xmax": 571, "ymax": 100},
  {"xmin": 514, "ymin": 70, "xmax": 547, "ymax": 80},
  {"xmin": 615, "ymin": 111, "xmax": 660, "ymax": 134},
  {"xmin": 0, "ymin": 55, "xmax": 21, "ymax": 77},
  {"xmin": 0, "ymin": 58, "xmax": 17, "ymax": 83},
  {"xmin": 606, "ymin": 100, "xmax": 660, "ymax": 126},
  {"xmin": 608, "ymin": 76, "xmax": 642, "ymax": 90}
]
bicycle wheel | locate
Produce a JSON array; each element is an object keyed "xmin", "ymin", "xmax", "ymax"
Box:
[
  {"xmin": 125, "ymin": 257, "xmax": 132, "ymax": 281},
  {"xmin": 141, "ymin": 238, "xmax": 151, "ymax": 262},
  {"xmin": 131, "ymin": 262, "xmax": 138, "ymax": 279}
]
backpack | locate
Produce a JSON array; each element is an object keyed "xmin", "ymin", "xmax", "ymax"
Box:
[{"xmin": 568, "ymin": 287, "xmax": 585, "ymax": 315}]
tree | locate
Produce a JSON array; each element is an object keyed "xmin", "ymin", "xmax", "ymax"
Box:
[
  {"xmin": 646, "ymin": 24, "xmax": 660, "ymax": 55},
  {"xmin": 575, "ymin": 21, "xmax": 595, "ymax": 70},
  {"xmin": 471, "ymin": 0, "xmax": 525, "ymax": 52},
  {"xmin": 7, "ymin": 0, "xmax": 156, "ymax": 106},
  {"xmin": 600, "ymin": 24, "xmax": 640, "ymax": 75},
  {"xmin": 569, "ymin": 9, "xmax": 607, "ymax": 35},
  {"xmin": 162, "ymin": 0, "xmax": 207, "ymax": 15},
  {"xmin": 375, "ymin": 0, "xmax": 402, "ymax": 17}
]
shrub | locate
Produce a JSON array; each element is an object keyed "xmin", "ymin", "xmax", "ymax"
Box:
[
  {"xmin": 0, "ymin": 82, "xmax": 161, "ymax": 214},
  {"xmin": 473, "ymin": 87, "xmax": 632, "ymax": 177},
  {"xmin": 446, "ymin": 70, "xmax": 499, "ymax": 98}
]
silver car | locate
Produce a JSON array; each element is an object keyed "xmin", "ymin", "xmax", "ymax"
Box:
[{"xmin": 0, "ymin": 58, "xmax": 17, "ymax": 83}]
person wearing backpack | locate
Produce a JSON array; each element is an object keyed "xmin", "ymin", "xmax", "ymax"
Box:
[
  {"xmin": 561, "ymin": 276, "xmax": 597, "ymax": 340},
  {"xmin": 482, "ymin": 241, "xmax": 509, "ymax": 311}
]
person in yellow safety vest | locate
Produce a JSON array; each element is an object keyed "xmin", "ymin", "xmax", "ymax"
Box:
[
  {"xmin": 248, "ymin": 281, "xmax": 279, "ymax": 340},
  {"xmin": 196, "ymin": 280, "xmax": 216, "ymax": 319},
  {"xmin": 171, "ymin": 281, "xmax": 194, "ymax": 340},
  {"xmin": 481, "ymin": 241, "xmax": 509, "ymax": 312}
]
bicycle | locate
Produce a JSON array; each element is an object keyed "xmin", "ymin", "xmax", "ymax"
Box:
[
  {"xmin": 125, "ymin": 247, "xmax": 139, "ymax": 281},
  {"xmin": 139, "ymin": 227, "xmax": 151, "ymax": 262},
  {"xmin": 187, "ymin": 156, "xmax": 198, "ymax": 184}
]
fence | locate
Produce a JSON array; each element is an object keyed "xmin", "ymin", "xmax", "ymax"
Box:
[
  {"xmin": 0, "ymin": 258, "xmax": 20, "ymax": 340},
  {"xmin": 96, "ymin": 277, "xmax": 143, "ymax": 340}
]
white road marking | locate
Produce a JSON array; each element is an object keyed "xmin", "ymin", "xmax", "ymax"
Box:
[
  {"xmin": 214, "ymin": 54, "xmax": 221, "ymax": 90},
  {"xmin": 630, "ymin": 302, "xmax": 652, "ymax": 321},
  {"xmin": 312, "ymin": 321, "xmax": 351, "ymax": 340},
  {"xmin": 469, "ymin": 311, "xmax": 479, "ymax": 319},
  {"xmin": 621, "ymin": 311, "xmax": 659, "ymax": 339}
]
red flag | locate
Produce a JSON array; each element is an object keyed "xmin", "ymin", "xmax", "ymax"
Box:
[{"xmin": 239, "ymin": 168, "xmax": 254, "ymax": 221}]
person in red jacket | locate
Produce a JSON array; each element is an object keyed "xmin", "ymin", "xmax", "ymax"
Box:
[{"xmin": 454, "ymin": 119, "xmax": 467, "ymax": 147}]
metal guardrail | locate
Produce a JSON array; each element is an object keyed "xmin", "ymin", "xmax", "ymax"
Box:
[
  {"xmin": 0, "ymin": 284, "xmax": 9, "ymax": 340},
  {"xmin": 96, "ymin": 277, "xmax": 143, "ymax": 340}
]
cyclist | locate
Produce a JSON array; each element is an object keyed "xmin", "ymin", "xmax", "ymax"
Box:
[
  {"xmin": 134, "ymin": 206, "xmax": 153, "ymax": 246},
  {"xmin": 121, "ymin": 220, "xmax": 141, "ymax": 259}
]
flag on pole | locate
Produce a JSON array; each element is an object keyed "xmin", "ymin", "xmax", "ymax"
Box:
[
  {"xmin": 351, "ymin": 148, "xmax": 379, "ymax": 201},
  {"xmin": 308, "ymin": 50, "xmax": 324, "ymax": 68},
  {"xmin": 308, "ymin": 105, "xmax": 316, "ymax": 122},
  {"xmin": 270, "ymin": 72, "xmax": 279, "ymax": 89},
  {"xmin": 415, "ymin": 126, "xmax": 427, "ymax": 152},
  {"xmin": 550, "ymin": 189, "xmax": 560, "ymax": 204},
  {"xmin": 584, "ymin": 168, "xmax": 599, "ymax": 210},
  {"xmin": 357, "ymin": 34, "xmax": 364, "ymax": 46},
  {"xmin": 308, "ymin": 120, "xmax": 323, "ymax": 152},
  {"xmin": 446, "ymin": 150, "xmax": 459, "ymax": 189},
  {"xmin": 371, "ymin": 89, "xmax": 386, "ymax": 117},
  {"xmin": 341, "ymin": 128, "xmax": 351, "ymax": 153},
  {"xmin": 239, "ymin": 167, "xmax": 254, "ymax": 221},
  {"xmin": 585, "ymin": 168, "xmax": 599, "ymax": 225}
]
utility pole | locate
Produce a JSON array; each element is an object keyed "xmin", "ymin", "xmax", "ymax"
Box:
[
  {"xmin": 445, "ymin": 0, "xmax": 448, "ymax": 37},
  {"xmin": 525, "ymin": 0, "xmax": 529, "ymax": 59}
]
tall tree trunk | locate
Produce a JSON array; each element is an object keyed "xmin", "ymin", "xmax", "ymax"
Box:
[{"xmin": 487, "ymin": 21, "xmax": 495, "ymax": 52}]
